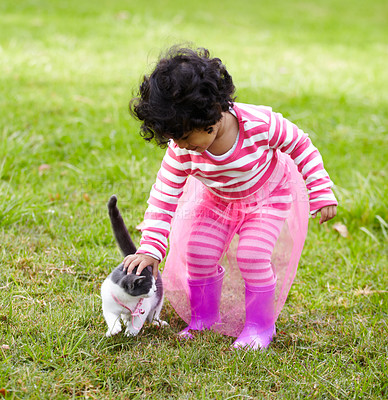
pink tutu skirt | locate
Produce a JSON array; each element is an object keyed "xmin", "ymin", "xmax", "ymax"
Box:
[{"xmin": 162, "ymin": 151, "xmax": 309, "ymax": 337}]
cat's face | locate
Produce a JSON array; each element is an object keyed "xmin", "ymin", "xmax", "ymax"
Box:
[
  {"xmin": 120, "ymin": 274, "xmax": 156, "ymax": 298},
  {"xmin": 112, "ymin": 264, "xmax": 156, "ymax": 298}
]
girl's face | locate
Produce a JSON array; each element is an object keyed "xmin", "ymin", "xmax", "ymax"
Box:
[{"xmin": 170, "ymin": 120, "xmax": 221, "ymax": 153}]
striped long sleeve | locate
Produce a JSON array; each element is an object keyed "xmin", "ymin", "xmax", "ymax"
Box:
[
  {"xmin": 136, "ymin": 148, "xmax": 188, "ymax": 260},
  {"xmin": 136, "ymin": 103, "xmax": 338, "ymax": 260},
  {"xmin": 268, "ymin": 110, "xmax": 337, "ymax": 212}
]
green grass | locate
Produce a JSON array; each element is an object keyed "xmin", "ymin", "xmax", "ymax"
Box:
[{"xmin": 1, "ymin": 0, "xmax": 387, "ymax": 398}]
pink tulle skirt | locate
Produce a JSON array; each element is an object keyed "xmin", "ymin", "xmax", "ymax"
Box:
[{"xmin": 162, "ymin": 151, "xmax": 310, "ymax": 337}]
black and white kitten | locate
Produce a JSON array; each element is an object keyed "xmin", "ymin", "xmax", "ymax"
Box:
[{"xmin": 101, "ymin": 195, "xmax": 166, "ymax": 337}]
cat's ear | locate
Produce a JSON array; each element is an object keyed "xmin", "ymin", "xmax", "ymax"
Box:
[
  {"xmin": 134, "ymin": 276, "xmax": 146, "ymax": 283},
  {"xmin": 145, "ymin": 265, "xmax": 153, "ymax": 274}
]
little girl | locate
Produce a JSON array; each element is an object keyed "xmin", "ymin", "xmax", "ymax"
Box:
[{"xmin": 123, "ymin": 46, "xmax": 337, "ymax": 350}]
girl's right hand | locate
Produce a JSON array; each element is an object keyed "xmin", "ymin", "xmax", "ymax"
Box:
[{"xmin": 123, "ymin": 253, "xmax": 160, "ymax": 280}]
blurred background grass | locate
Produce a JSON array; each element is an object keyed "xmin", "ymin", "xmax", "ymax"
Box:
[{"xmin": 0, "ymin": 0, "xmax": 387, "ymax": 398}]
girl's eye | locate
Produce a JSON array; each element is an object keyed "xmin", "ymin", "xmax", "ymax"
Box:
[{"xmin": 206, "ymin": 127, "xmax": 213, "ymax": 134}]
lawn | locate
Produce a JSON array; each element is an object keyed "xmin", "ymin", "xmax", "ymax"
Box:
[{"xmin": 0, "ymin": 0, "xmax": 387, "ymax": 398}]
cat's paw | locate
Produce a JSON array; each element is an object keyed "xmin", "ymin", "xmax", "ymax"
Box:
[
  {"xmin": 106, "ymin": 325, "xmax": 122, "ymax": 337},
  {"xmin": 124, "ymin": 328, "xmax": 139, "ymax": 337},
  {"xmin": 152, "ymin": 319, "xmax": 169, "ymax": 328}
]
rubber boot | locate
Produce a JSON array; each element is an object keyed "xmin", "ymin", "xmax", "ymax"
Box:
[
  {"xmin": 232, "ymin": 281, "xmax": 276, "ymax": 350},
  {"xmin": 178, "ymin": 265, "xmax": 225, "ymax": 339}
]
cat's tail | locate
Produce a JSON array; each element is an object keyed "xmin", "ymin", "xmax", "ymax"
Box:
[{"xmin": 107, "ymin": 195, "xmax": 137, "ymax": 256}]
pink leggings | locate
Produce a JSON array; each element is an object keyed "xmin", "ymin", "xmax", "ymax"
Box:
[{"xmin": 186, "ymin": 180, "xmax": 292, "ymax": 287}]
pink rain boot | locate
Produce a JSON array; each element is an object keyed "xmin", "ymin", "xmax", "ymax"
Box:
[
  {"xmin": 232, "ymin": 282, "xmax": 276, "ymax": 350},
  {"xmin": 178, "ymin": 265, "xmax": 225, "ymax": 339}
]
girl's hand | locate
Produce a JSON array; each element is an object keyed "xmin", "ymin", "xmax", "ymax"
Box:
[
  {"xmin": 311, "ymin": 205, "xmax": 337, "ymax": 224},
  {"xmin": 123, "ymin": 254, "xmax": 160, "ymax": 280}
]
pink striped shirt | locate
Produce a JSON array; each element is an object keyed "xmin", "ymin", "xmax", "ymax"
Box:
[{"xmin": 137, "ymin": 103, "xmax": 338, "ymax": 260}]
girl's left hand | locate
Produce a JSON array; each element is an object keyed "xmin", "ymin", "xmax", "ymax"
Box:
[{"xmin": 311, "ymin": 205, "xmax": 337, "ymax": 224}]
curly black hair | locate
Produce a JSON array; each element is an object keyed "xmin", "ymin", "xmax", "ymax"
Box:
[{"xmin": 129, "ymin": 46, "xmax": 236, "ymax": 147}]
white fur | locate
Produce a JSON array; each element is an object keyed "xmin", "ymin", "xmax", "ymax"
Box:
[{"xmin": 101, "ymin": 276, "xmax": 167, "ymax": 337}]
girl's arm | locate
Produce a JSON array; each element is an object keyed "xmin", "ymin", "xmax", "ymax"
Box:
[
  {"xmin": 268, "ymin": 111, "xmax": 338, "ymax": 218},
  {"xmin": 125, "ymin": 144, "xmax": 188, "ymax": 275}
]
